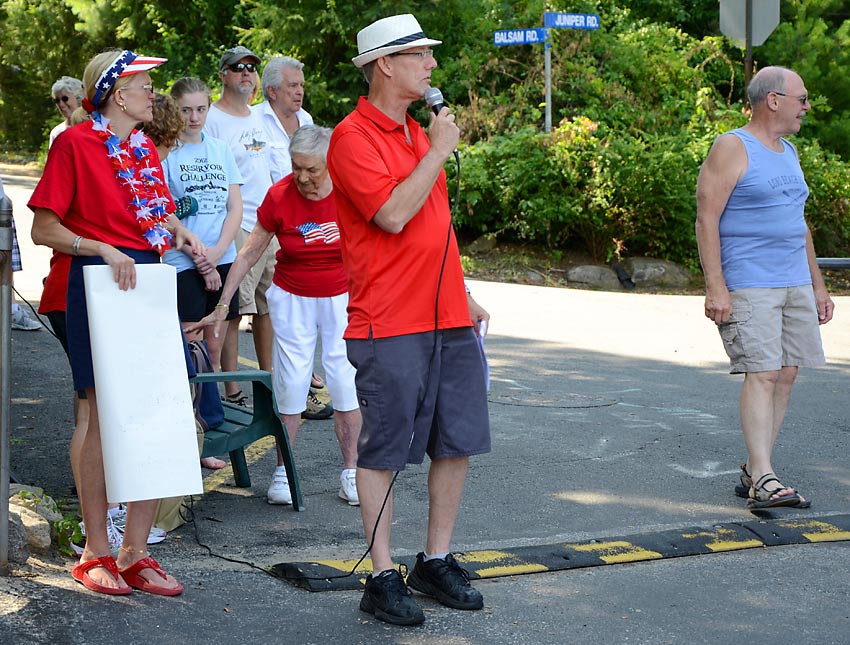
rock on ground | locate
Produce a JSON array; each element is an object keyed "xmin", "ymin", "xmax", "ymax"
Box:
[
  {"xmin": 622, "ymin": 257, "xmax": 692, "ymax": 289},
  {"xmin": 566, "ymin": 265, "xmax": 622, "ymax": 290}
]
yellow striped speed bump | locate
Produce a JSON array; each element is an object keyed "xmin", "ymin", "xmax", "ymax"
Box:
[
  {"xmin": 269, "ymin": 514, "xmax": 850, "ymax": 591},
  {"xmin": 743, "ymin": 515, "xmax": 850, "ymax": 545}
]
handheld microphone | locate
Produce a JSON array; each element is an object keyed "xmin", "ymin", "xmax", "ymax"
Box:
[
  {"xmin": 425, "ymin": 86, "xmax": 459, "ymax": 163},
  {"xmin": 425, "ymin": 87, "xmax": 445, "ymax": 115}
]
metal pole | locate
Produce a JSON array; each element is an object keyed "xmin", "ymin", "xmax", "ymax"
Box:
[
  {"xmin": 745, "ymin": 0, "xmax": 753, "ymax": 89},
  {"xmin": 817, "ymin": 258, "xmax": 850, "ymax": 270},
  {"xmin": 544, "ymin": 36, "xmax": 552, "ymax": 133},
  {"xmin": 0, "ymin": 180, "xmax": 13, "ymax": 575}
]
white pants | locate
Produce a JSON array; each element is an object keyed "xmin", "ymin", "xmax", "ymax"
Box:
[{"xmin": 265, "ymin": 284, "xmax": 358, "ymax": 414}]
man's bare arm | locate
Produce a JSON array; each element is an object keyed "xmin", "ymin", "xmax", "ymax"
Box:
[
  {"xmin": 372, "ymin": 108, "xmax": 459, "ymax": 234},
  {"xmin": 695, "ymin": 134, "xmax": 746, "ymax": 324}
]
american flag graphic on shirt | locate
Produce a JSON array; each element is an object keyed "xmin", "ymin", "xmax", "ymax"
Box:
[{"xmin": 296, "ymin": 221, "xmax": 340, "ymax": 245}]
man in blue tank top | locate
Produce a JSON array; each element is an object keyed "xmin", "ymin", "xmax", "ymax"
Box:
[{"xmin": 695, "ymin": 66, "xmax": 834, "ymax": 509}]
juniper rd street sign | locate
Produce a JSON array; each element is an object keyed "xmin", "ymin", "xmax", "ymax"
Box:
[
  {"xmin": 494, "ymin": 28, "xmax": 547, "ymax": 46},
  {"xmin": 544, "ymin": 12, "xmax": 601, "ymax": 30}
]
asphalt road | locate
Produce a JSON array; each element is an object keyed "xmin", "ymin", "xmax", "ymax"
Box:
[{"xmin": 3, "ymin": 165, "xmax": 850, "ymax": 644}]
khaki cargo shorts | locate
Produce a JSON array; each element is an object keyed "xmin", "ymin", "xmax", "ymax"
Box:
[{"xmin": 717, "ymin": 286, "xmax": 825, "ymax": 374}]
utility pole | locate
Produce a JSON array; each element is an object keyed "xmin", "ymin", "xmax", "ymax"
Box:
[{"xmin": 0, "ymin": 181, "xmax": 13, "ymax": 575}]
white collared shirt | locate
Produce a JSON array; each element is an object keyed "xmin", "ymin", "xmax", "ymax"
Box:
[{"xmin": 253, "ymin": 100, "xmax": 314, "ymax": 183}]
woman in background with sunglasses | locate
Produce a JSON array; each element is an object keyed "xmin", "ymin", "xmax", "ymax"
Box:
[{"xmin": 49, "ymin": 76, "xmax": 84, "ymax": 148}]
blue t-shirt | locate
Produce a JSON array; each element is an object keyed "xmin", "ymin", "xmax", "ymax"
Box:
[
  {"xmin": 719, "ymin": 129, "xmax": 811, "ymax": 290},
  {"xmin": 162, "ymin": 135, "xmax": 242, "ymax": 272}
]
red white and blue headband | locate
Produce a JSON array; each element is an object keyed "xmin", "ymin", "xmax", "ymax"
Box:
[{"xmin": 83, "ymin": 50, "xmax": 167, "ymax": 113}]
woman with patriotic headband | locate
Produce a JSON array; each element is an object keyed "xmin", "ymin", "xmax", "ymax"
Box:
[
  {"xmin": 29, "ymin": 49, "xmax": 204, "ymax": 596},
  {"xmin": 187, "ymin": 125, "xmax": 361, "ymax": 508}
]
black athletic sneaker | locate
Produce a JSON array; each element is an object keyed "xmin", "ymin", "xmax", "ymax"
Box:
[
  {"xmin": 360, "ymin": 569, "xmax": 425, "ymax": 626},
  {"xmin": 406, "ymin": 552, "xmax": 484, "ymax": 610}
]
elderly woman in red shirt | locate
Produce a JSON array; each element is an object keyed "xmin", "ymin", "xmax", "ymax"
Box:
[{"xmin": 187, "ymin": 125, "xmax": 360, "ymax": 507}]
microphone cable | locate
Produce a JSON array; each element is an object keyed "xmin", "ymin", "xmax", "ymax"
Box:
[{"xmin": 10, "ymin": 284, "xmax": 60, "ymax": 343}]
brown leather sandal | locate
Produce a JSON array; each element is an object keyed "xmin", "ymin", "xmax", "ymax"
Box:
[
  {"xmin": 736, "ymin": 464, "xmax": 810, "ymax": 508},
  {"xmin": 747, "ymin": 473, "xmax": 805, "ymax": 509}
]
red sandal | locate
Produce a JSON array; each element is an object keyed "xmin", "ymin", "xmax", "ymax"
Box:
[
  {"xmin": 119, "ymin": 556, "xmax": 183, "ymax": 596},
  {"xmin": 72, "ymin": 555, "xmax": 132, "ymax": 595}
]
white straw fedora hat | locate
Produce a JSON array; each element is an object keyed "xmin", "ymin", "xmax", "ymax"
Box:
[{"xmin": 352, "ymin": 14, "xmax": 442, "ymax": 68}]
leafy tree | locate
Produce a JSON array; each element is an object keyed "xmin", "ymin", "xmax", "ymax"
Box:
[
  {"xmin": 756, "ymin": 0, "xmax": 850, "ymax": 158},
  {"xmin": 1, "ymin": 0, "xmax": 848, "ymax": 266},
  {"xmin": 237, "ymin": 0, "xmax": 528, "ymax": 126},
  {"xmin": 625, "ymin": 0, "xmax": 718, "ymax": 38},
  {"xmin": 0, "ymin": 0, "xmax": 87, "ymax": 151},
  {"xmin": 77, "ymin": 0, "xmax": 247, "ymax": 93}
]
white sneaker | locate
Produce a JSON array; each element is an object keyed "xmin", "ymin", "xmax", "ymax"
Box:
[
  {"xmin": 77, "ymin": 515, "xmax": 124, "ymax": 555},
  {"xmin": 11, "ymin": 308, "xmax": 42, "ymax": 330},
  {"xmin": 267, "ymin": 466, "xmax": 292, "ymax": 505},
  {"xmin": 106, "ymin": 514, "xmax": 123, "ymax": 555},
  {"xmin": 110, "ymin": 505, "xmax": 167, "ymax": 545},
  {"xmin": 338, "ymin": 468, "xmax": 359, "ymax": 506}
]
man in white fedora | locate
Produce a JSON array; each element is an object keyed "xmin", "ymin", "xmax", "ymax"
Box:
[{"xmin": 328, "ymin": 14, "xmax": 491, "ymax": 626}]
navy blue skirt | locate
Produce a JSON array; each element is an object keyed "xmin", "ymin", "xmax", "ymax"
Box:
[{"xmin": 66, "ymin": 248, "xmax": 192, "ymax": 391}]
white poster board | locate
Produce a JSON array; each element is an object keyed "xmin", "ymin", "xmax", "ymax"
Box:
[{"xmin": 83, "ymin": 263, "xmax": 203, "ymax": 503}]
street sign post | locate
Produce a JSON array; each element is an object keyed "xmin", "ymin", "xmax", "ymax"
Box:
[
  {"xmin": 543, "ymin": 13, "xmax": 600, "ymax": 132},
  {"xmin": 719, "ymin": 0, "xmax": 780, "ymax": 88},
  {"xmin": 494, "ymin": 12, "xmax": 601, "ymax": 132},
  {"xmin": 719, "ymin": 0, "xmax": 779, "ymax": 47}
]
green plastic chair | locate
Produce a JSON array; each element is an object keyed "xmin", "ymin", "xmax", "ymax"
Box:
[{"xmin": 192, "ymin": 369, "xmax": 303, "ymax": 511}]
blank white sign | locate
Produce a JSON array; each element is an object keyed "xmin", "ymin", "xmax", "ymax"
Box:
[{"xmin": 83, "ymin": 263, "xmax": 203, "ymax": 503}]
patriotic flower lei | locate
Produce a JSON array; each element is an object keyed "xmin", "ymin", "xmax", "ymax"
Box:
[{"xmin": 91, "ymin": 111, "xmax": 174, "ymax": 254}]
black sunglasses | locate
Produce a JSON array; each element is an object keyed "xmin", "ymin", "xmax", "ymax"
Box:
[
  {"xmin": 227, "ymin": 63, "xmax": 257, "ymax": 73},
  {"xmin": 53, "ymin": 95, "xmax": 70, "ymax": 105}
]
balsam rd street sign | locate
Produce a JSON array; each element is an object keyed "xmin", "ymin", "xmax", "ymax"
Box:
[{"xmin": 494, "ymin": 28, "xmax": 547, "ymax": 46}]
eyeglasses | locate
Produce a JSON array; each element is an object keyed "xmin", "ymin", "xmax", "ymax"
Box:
[
  {"xmin": 53, "ymin": 95, "xmax": 70, "ymax": 105},
  {"xmin": 772, "ymin": 91, "xmax": 809, "ymax": 105},
  {"xmin": 226, "ymin": 63, "xmax": 257, "ymax": 73},
  {"xmin": 391, "ymin": 50, "xmax": 435, "ymax": 60},
  {"xmin": 123, "ymin": 83, "xmax": 155, "ymax": 94}
]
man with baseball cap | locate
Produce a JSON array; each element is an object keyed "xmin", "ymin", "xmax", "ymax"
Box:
[
  {"xmin": 219, "ymin": 45, "xmax": 260, "ymax": 70},
  {"xmin": 205, "ymin": 45, "xmax": 292, "ymax": 502},
  {"xmin": 328, "ymin": 14, "xmax": 491, "ymax": 626}
]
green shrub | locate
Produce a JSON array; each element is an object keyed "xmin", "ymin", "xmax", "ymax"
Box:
[
  {"xmin": 456, "ymin": 118, "xmax": 700, "ymax": 266},
  {"xmin": 455, "ymin": 112, "xmax": 850, "ymax": 267},
  {"xmin": 799, "ymin": 138, "xmax": 850, "ymax": 257}
]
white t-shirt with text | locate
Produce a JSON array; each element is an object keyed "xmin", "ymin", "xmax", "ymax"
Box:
[{"xmin": 204, "ymin": 105, "xmax": 272, "ymax": 231}]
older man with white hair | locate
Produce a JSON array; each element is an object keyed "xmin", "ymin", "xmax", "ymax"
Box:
[
  {"xmin": 254, "ymin": 56, "xmax": 314, "ymax": 183},
  {"xmin": 328, "ymin": 14, "xmax": 491, "ymax": 626},
  {"xmin": 253, "ymin": 56, "xmax": 331, "ymax": 424}
]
